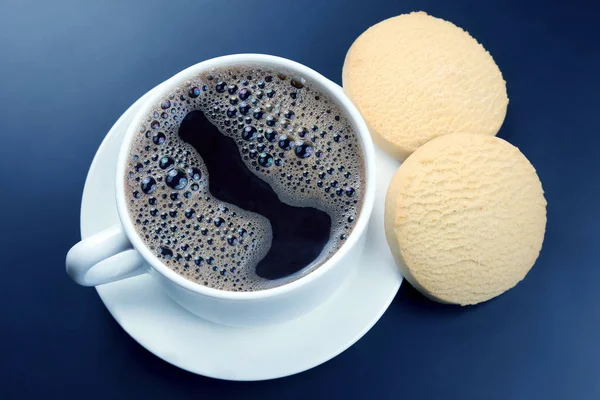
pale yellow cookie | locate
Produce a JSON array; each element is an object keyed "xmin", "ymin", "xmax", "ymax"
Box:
[
  {"xmin": 343, "ymin": 11, "xmax": 509, "ymax": 160},
  {"xmin": 385, "ymin": 133, "xmax": 546, "ymax": 305}
]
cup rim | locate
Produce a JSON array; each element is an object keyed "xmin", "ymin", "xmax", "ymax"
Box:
[{"xmin": 115, "ymin": 53, "xmax": 376, "ymax": 300}]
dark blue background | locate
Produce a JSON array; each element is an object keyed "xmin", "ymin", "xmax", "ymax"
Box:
[{"xmin": 1, "ymin": 0, "xmax": 599, "ymax": 398}]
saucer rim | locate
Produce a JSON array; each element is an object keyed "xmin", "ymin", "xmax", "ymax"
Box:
[{"xmin": 80, "ymin": 84, "xmax": 402, "ymax": 381}]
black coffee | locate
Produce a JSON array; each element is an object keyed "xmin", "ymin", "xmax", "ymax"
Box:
[{"xmin": 125, "ymin": 65, "xmax": 365, "ymax": 291}]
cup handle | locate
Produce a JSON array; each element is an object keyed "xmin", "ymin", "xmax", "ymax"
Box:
[{"xmin": 66, "ymin": 225, "xmax": 148, "ymax": 286}]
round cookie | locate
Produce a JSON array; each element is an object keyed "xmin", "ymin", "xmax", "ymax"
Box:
[
  {"xmin": 343, "ymin": 11, "xmax": 509, "ymax": 160},
  {"xmin": 384, "ymin": 133, "xmax": 546, "ymax": 305}
]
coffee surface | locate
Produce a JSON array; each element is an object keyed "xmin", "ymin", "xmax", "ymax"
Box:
[{"xmin": 125, "ymin": 65, "xmax": 365, "ymax": 291}]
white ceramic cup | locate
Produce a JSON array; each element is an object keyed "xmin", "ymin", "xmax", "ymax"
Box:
[{"xmin": 66, "ymin": 54, "xmax": 375, "ymax": 327}]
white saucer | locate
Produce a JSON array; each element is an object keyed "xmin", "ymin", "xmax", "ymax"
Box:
[{"xmin": 79, "ymin": 85, "xmax": 403, "ymax": 381}]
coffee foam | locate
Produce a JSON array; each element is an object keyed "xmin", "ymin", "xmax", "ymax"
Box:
[{"xmin": 125, "ymin": 65, "xmax": 365, "ymax": 291}]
